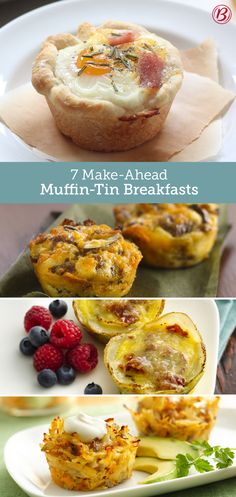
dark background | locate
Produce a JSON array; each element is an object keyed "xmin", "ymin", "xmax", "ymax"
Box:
[{"xmin": 0, "ymin": 0, "xmax": 58, "ymax": 27}]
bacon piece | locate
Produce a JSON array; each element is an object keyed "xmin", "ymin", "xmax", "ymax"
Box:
[
  {"xmin": 121, "ymin": 353, "xmax": 150, "ymax": 374},
  {"xmin": 108, "ymin": 30, "xmax": 135, "ymax": 46},
  {"xmin": 155, "ymin": 372, "xmax": 185, "ymax": 391},
  {"xmin": 138, "ymin": 51, "xmax": 164, "ymax": 88},
  {"xmin": 106, "ymin": 302, "xmax": 139, "ymax": 324},
  {"xmin": 166, "ymin": 324, "xmax": 188, "ymax": 338}
]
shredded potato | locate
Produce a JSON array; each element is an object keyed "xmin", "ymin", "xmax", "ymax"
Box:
[
  {"xmin": 130, "ymin": 396, "xmax": 220, "ymax": 441},
  {"xmin": 41, "ymin": 416, "xmax": 139, "ymax": 490}
]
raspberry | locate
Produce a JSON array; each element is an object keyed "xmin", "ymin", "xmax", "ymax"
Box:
[
  {"xmin": 33, "ymin": 344, "xmax": 63, "ymax": 372},
  {"xmin": 66, "ymin": 344, "xmax": 98, "ymax": 373},
  {"xmin": 50, "ymin": 320, "xmax": 82, "ymax": 349},
  {"xmin": 24, "ymin": 306, "xmax": 52, "ymax": 333}
]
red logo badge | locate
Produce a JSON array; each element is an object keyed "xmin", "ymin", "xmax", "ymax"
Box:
[{"xmin": 212, "ymin": 4, "xmax": 232, "ymax": 24}]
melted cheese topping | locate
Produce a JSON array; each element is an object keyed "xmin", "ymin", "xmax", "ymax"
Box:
[
  {"xmin": 91, "ymin": 300, "xmax": 156, "ymax": 325},
  {"xmin": 73, "ymin": 299, "xmax": 164, "ymax": 340},
  {"xmin": 118, "ymin": 329, "xmax": 200, "ymax": 391},
  {"xmin": 106, "ymin": 313, "xmax": 205, "ymax": 393},
  {"xmin": 55, "ymin": 29, "xmax": 179, "ymax": 112}
]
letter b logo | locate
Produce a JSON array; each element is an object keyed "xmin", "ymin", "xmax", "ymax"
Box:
[{"xmin": 212, "ymin": 5, "xmax": 232, "ymax": 24}]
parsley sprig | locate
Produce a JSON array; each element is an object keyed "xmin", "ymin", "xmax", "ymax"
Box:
[{"xmin": 176, "ymin": 441, "xmax": 236, "ymax": 478}]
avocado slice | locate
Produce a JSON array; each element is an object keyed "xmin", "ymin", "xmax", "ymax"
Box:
[
  {"xmin": 134, "ymin": 457, "xmax": 160, "ymax": 473},
  {"xmin": 140, "ymin": 460, "xmax": 177, "ymax": 484},
  {"xmin": 137, "ymin": 437, "xmax": 199, "ymax": 460}
]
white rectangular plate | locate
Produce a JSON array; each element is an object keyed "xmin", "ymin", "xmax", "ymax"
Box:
[
  {"xmin": 4, "ymin": 406, "xmax": 236, "ymax": 497},
  {"xmin": 0, "ymin": 298, "xmax": 219, "ymax": 395}
]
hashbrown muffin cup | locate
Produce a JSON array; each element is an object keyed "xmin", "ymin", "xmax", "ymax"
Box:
[
  {"xmin": 41, "ymin": 416, "xmax": 139, "ymax": 491},
  {"xmin": 130, "ymin": 396, "xmax": 220, "ymax": 441}
]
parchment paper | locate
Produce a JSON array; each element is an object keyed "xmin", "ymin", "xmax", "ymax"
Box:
[{"xmin": 172, "ymin": 38, "xmax": 221, "ymax": 161}]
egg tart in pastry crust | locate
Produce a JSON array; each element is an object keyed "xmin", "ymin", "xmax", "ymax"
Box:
[
  {"xmin": 130, "ymin": 396, "xmax": 220, "ymax": 441},
  {"xmin": 32, "ymin": 20, "xmax": 183, "ymax": 152},
  {"xmin": 73, "ymin": 298, "xmax": 165, "ymax": 343},
  {"xmin": 104, "ymin": 312, "xmax": 206, "ymax": 394},
  {"xmin": 41, "ymin": 416, "xmax": 139, "ymax": 491},
  {"xmin": 29, "ymin": 219, "xmax": 142, "ymax": 297},
  {"xmin": 114, "ymin": 203, "xmax": 219, "ymax": 268}
]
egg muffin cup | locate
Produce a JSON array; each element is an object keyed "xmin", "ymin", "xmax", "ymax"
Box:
[
  {"xmin": 104, "ymin": 312, "xmax": 206, "ymax": 394},
  {"xmin": 114, "ymin": 204, "xmax": 219, "ymax": 268},
  {"xmin": 32, "ymin": 21, "xmax": 183, "ymax": 152},
  {"xmin": 41, "ymin": 416, "xmax": 139, "ymax": 491},
  {"xmin": 130, "ymin": 396, "xmax": 220, "ymax": 441},
  {"xmin": 29, "ymin": 219, "xmax": 142, "ymax": 297},
  {"xmin": 73, "ymin": 298, "xmax": 165, "ymax": 343}
]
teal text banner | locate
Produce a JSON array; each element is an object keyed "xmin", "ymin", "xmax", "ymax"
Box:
[{"xmin": 0, "ymin": 162, "xmax": 235, "ymax": 203}]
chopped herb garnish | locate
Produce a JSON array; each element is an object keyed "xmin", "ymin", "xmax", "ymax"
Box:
[
  {"xmin": 126, "ymin": 53, "xmax": 138, "ymax": 60},
  {"xmin": 109, "ymin": 46, "xmax": 116, "ymax": 57},
  {"xmin": 114, "ymin": 47, "xmax": 121, "ymax": 59},
  {"xmin": 176, "ymin": 441, "xmax": 236, "ymax": 478},
  {"xmin": 110, "ymin": 47, "xmax": 132, "ymax": 69},
  {"xmin": 81, "ymin": 51, "xmax": 103, "ymax": 58},
  {"xmin": 86, "ymin": 62, "xmax": 110, "ymax": 67},
  {"xmin": 143, "ymin": 43, "xmax": 153, "ymax": 51},
  {"xmin": 111, "ymin": 79, "xmax": 118, "ymax": 92},
  {"xmin": 111, "ymin": 32, "xmax": 121, "ymax": 36},
  {"xmin": 64, "ymin": 225, "xmax": 80, "ymax": 231},
  {"xmin": 119, "ymin": 56, "xmax": 131, "ymax": 70},
  {"xmin": 77, "ymin": 65, "xmax": 88, "ymax": 76}
]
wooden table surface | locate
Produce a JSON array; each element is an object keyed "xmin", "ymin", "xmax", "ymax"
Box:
[{"xmin": 216, "ymin": 328, "xmax": 236, "ymax": 394}]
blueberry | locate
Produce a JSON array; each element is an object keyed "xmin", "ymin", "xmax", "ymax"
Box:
[
  {"xmin": 84, "ymin": 382, "xmax": 103, "ymax": 395},
  {"xmin": 57, "ymin": 366, "xmax": 76, "ymax": 385},
  {"xmin": 37, "ymin": 369, "xmax": 57, "ymax": 388},
  {"xmin": 28, "ymin": 326, "xmax": 49, "ymax": 347},
  {"xmin": 49, "ymin": 300, "xmax": 68, "ymax": 318},
  {"xmin": 19, "ymin": 337, "xmax": 36, "ymax": 356}
]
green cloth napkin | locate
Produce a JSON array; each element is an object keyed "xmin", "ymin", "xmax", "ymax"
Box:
[
  {"xmin": 0, "ymin": 204, "xmax": 229, "ymax": 298},
  {"xmin": 0, "ymin": 408, "xmax": 236, "ymax": 497},
  {"xmin": 217, "ymin": 300, "xmax": 236, "ymax": 360}
]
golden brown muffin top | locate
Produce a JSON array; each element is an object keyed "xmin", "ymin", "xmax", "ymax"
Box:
[
  {"xmin": 114, "ymin": 203, "xmax": 219, "ymax": 237},
  {"xmin": 29, "ymin": 218, "xmax": 142, "ymax": 281},
  {"xmin": 136, "ymin": 395, "xmax": 220, "ymax": 421}
]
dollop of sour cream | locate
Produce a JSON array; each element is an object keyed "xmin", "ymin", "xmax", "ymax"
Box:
[{"xmin": 64, "ymin": 412, "xmax": 107, "ymax": 442}]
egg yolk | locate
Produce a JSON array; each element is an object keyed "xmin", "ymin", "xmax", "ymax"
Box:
[{"xmin": 77, "ymin": 49, "xmax": 112, "ymax": 76}]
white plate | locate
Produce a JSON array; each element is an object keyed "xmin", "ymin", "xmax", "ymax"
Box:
[
  {"xmin": 4, "ymin": 406, "xmax": 236, "ymax": 497},
  {"xmin": 0, "ymin": 0, "xmax": 236, "ymax": 161},
  {"xmin": 0, "ymin": 298, "xmax": 219, "ymax": 395}
]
